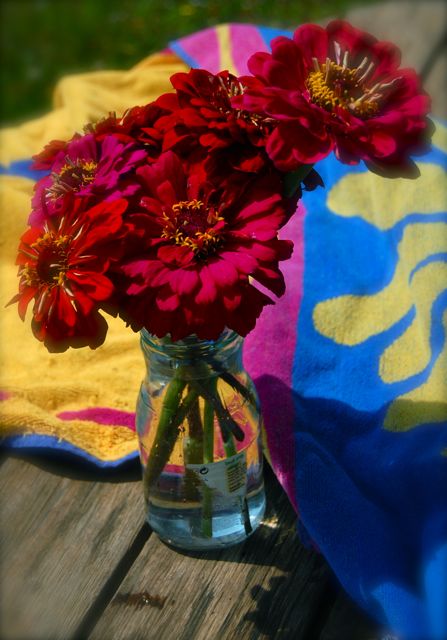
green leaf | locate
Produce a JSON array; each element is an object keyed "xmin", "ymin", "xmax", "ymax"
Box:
[{"xmin": 283, "ymin": 164, "xmax": 314, "ymax": 197}]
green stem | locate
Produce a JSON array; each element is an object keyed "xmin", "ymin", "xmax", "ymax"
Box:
[
  {"xmin": 207, "ymin": 356, "xmax": 257, "ymax": 407},
  {"xmin": 194, "ymin": 380, "xmax": 244, "ymax": 442},
  {"xmin": 183, "ymin": 393, "xmax": 204, "ymax": 501},
  {"xmin": 223, "ymin": 432, "xmax": 237, "ymax": 458},
  {"xmin": 181, "ymin": 385, "xmax": 214, "ymax": 538},
  {"xmin": 201, "ymin": 379, "xmax": 216, "ymax": 538},
  {"xmin": 186, "ymin": 395, "xmax": 204, "ymax": 460},
  {"xmin": 201, "ymin": 486, "xmax": 213, "ymax": 538},
  {"xmin": 143, "ymin": 378, "xmax": 198, "ymax": 501},
  {"xmin": 199, "ymin": 379, "xmax": 253, "ymax": 539},
  {"xmin": 283, "ymin": 164, "xmax": 314, "ymax": 197},
  {"xmin": 217, "ymin": 371, "xmax": 257, "ymax": 407},
  {"xmin": 203, "ymin": 380, "xmax": 216, "ymax": 464}
]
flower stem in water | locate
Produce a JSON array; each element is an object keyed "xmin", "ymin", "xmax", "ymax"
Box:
[
  {"xmin": 184, "ymin": 392, "xmax": 204, "ymax": 501},
  {"xmin": 143, "ymin": 377, "xmax": 198, "ymax": 501},
  {"xmin": 201, "ymin": 383, "xmax": 216, "ymax": 537}
]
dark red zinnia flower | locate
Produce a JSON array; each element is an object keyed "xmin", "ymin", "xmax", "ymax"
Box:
[
  {"xmin": 119, "ymin": 151, "xmax": 294, "ymax": 340},
  {"xmin": 32, "ymin": 139, "xmax": 68, "ymax": 171},
  {"xmin": 237, "ymin": 21, "xmax": 432, "ymax": 176},
  {"xmin": 87, "ymin": 95, "xmax": 179, "ymax": 159},
  {"xmin": 11, "ymin": 197, "xmax": 128, "ymax": 351},
  {"xmin": 163, "ymin": 69, "xmax": 276, "ymax": 174}
]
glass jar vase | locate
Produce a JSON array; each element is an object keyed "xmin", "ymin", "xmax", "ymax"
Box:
[{"xmin": 136, "ymin": 329, "xmax": 266, "ymax": 550}]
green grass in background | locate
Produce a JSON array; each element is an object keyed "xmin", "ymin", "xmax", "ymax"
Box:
[{"xmin": 1, "ymin": 0, "xmax": 373, "ymax": 126}]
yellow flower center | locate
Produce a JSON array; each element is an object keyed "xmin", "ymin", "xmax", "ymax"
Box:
[
  {"xmin": 162, "ymin": 199, "xmax": 224, "ymax": 258},
  {"xmin": 24, "ymin": 232, "xmax": 71, "ymax": 286},
  {"xmin": 306, "ymin": 50, "xmax": 401, "ymax": 119},
  {"xmin": 47, "ymin": 158, "xmax": 98, "ymax": 200},
  {"xmin": 215, "ymin": 75, "xmax": 274, "ymax": 130}
]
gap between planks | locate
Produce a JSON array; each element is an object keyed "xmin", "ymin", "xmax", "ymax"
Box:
[{"xmin": 73, "ymin": 522, "xmax": 152, "ymax": 640}]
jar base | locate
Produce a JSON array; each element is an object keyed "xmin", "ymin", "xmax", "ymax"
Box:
[{"xmin": 147, "ymin": 488, "xmax": 266, "ymax": 550}]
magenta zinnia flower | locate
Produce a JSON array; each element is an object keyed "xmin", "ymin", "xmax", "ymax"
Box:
[
  {"xmin": 30, "ymin": 133, "xmax": 146, "ymax": 224},
  {"xmin": 238, "ymin": 21, "xmax": 432, "ymax": 176},
  {"xmin": 119, "ymin": 151, "xmax": 294, "ymax": 340},
  {"xmin": 11, "ymin": 197, "xmax": 128, "ymax": 351}
]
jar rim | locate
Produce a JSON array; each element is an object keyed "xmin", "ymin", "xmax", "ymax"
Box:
[{"xmin": 140, "ymin": 328, "xmax": 242, "ymax": 358}]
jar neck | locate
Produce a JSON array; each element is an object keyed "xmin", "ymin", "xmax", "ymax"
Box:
[{"xmin": 140, "ymin": 329, "xmax": 244, "ymax": 379}]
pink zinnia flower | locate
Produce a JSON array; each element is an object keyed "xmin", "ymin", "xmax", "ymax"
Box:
[
  {"xmin": 30, "ymin": 133, "xmax": 146, "ymax": 224},
  {"xmin": 237, "ymin": 21, "xmax": 432, "ymax": 176},
  {"xmin": 119, "ymin": 151, "xmax": 294, "ymax": 340}
]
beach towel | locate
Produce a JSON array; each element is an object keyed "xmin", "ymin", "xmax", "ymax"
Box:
[{"xmin": 1, "ymin": 23, "xmax": 446, "ymax": 640}]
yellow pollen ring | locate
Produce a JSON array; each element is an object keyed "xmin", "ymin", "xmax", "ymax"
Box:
[
  {"xmin": 47, "ymin": 159, "xmax": 98, "ymax": 201},
  {"xmin": 21, "ymin": 265, "xmax": 39, "ymax": 287},
  {"xmin": 26, "ymin": 232, "xmax": 71, "ymax": 287},
  {"xmin": 162, "ymin": 200, "xmax": 224, "ymax": 257},
  {"xmin": 31, "ymin": 231, "xmax": 53, "ymax": 249},
  {"xmin": 31, "ymin": 232, "xmax": 70, "ymax": 250},
  {"xmin": 56, "ymin": 273, "xmax": 66, "ymax": 286},
  {"xmin": 172, "ymin": 199, "xmax": 204, "ymax": 212},
  {"xmin": 306, "ymin": 62, "xmax": 380, "ymax": 117},
  {"xmin": 59, "ymin": 160, "xmax": 97, "ymax": 183}
]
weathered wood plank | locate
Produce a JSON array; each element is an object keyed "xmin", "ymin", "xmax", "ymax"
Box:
[
  {"xmin": 0, "ymin": 455, "xmax": 146, "ymax": 640},
  {"xmin": 424, "ymin": 45, "xmax": 447, "ymax": 119},
  {"xmin": 346, "ymin": 1, "xmax": 446, "ymax": 72},
  {"xmin": 91, "ymin": 468, "xmax": 377, "ymax": 640},
  {"xmin": 319, "ymin": 591, "xmax": 385, "ymax": 640}
]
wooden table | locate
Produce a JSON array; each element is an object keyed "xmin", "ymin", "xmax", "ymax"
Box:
[
  {"xmin": 1, "ymin": 2, "xmax": 445, "ymax": 638},
  {"xmin": 0, "ymin": 455, "xmax": 381, "ymax": 640}
]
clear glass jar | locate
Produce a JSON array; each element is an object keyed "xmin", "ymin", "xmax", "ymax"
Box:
[{"xmin": 136, "ymin": 329, "xmax": 266, "ymax": 550}]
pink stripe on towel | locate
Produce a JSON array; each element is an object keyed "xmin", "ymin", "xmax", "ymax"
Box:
[
  {"xmin": 244, "ymin": 203, "xmax": 306, "ymax": 508},
  {"xmin": 174, "ymin": 26, "xmax": 220, "ymax": 72},
  {"xmin": 57, "ymin": 407, "xmax": 136, "ymax": 430},
  {"xmin": 229, "ymin": 24, "xmax": 269, "ymax": 74}
]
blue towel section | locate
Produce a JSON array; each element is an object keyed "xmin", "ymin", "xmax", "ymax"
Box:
[
  {"xmin": 0, "ymin": 159, "xmax": 48, "ymax": 181},
  {"xmin": 258, "ymin": 26, "xmax": 292, "ymax": 46},
  {"xmin": 2, "ymin": 433, "xmax": 139, "ymax": 468},
  {"xmin": 297, "ymin": 145, "xmax": 447, "ymax": 639}
]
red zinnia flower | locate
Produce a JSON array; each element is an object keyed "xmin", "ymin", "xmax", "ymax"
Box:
[
  {"xmin": 119, "ymin": 151, "xmax": 294, "ymax": 340},
  {"xmin": 238, "ymin": 21, "xmax": 432, "ymax": 176},
  {"xmin": 11, "ymin": 198, "xmax": 128, "ymax": 351}
]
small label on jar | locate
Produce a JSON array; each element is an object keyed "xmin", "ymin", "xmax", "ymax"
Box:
[{"xmin": 187, "ymin": 451, "xmax": 247, "ymax": 497}]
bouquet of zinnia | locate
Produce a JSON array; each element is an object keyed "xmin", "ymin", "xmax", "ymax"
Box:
[{"xmin": 10, "ymin": 21, "xmax": 432, "ymax": 546}]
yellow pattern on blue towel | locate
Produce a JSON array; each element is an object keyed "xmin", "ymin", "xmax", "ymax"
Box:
[
  {"xmin": 384, "ymin": 310, "xmax": 447, "ymax": 431},
  {"xmin": 326, "ymin": 163, "xmax": 445, "ymax": 230},
  {"xmin": 312, "ymin": 122, "xmax": 447, "ymax": 432}
]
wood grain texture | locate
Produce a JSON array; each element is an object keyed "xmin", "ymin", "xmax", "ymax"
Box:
[
  {"xmin": 91, "ymin": 468, "xmax": 378, "ymax": 640},
  {"xmin": 0, "ymin": 456, "xmax": 145, "ymax": 640},
  {"xmin": 319, "ymin": 592, "xmax": 385, "ymax": 640},
  {"xmin": 424, "ymin": 45, "xmax": 447, "ymax": 119},
  {"xmin": 346, "ymin": 1, "xmax": 446, "ymax": 72}
]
